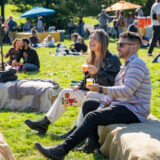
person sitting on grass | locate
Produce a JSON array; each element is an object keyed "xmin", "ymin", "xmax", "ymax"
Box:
[
  {"xmin": 128, "ymin": 20, "xmax": 149, "ymax": 48},
  {"xmin": 34, "ymin": 31, "xmax": 151, "ymax": 160},
  {"xmin": 70, "ymin": 32, "xmax": 80, "ymax": 46},
  {"xmin": 29, "ymin": 28, "xmax": 40, "ymax": 48},
  {"xmin": 70, "ymin": 36, "xmax": 88, "ymax": 54},
  {"xmin": 39, "ymin": 35, "xmax": 55, "ymax": 48},
  {"xmin": 24, "ymin": 30, "xmax": 121, "ymax": 138},
  {"xmin": 4, "ymin": 38, "xmax": 22, "ymax": 66},
  {"xmin": 12, "ymin": 38, "xmax": 40, "ymax": 72}
]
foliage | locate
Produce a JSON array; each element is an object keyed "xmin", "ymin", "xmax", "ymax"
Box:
[{"xmin": 1, "ymin": 0, "xmax": 156, "ymax": 30}]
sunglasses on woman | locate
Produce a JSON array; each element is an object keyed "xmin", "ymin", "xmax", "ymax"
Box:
[{"xmin": 117, "ymin": 42, "xmax": 135, "ymax": 48}]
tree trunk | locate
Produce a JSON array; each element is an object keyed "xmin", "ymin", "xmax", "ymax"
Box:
[
  {"xmin": 45, "ymin": 0, "xmax": 50, "ymax": 8},
  {"xmin": 0, "ymin": 0, "xmax": 5, "ymax": 22}
]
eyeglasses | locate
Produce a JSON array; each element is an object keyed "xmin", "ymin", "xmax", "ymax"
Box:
[{"xmin": 117, "ymin": 42, "xmax": 135, "ymax": 48}]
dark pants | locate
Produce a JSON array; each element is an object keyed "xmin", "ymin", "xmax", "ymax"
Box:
[
  {"xmin": 148, "ymin": 25, "xmax": 160, "ymax": 55},
  {"xmin": 64, "ymin": 100, "xmax": 140, "ymax": 152}
]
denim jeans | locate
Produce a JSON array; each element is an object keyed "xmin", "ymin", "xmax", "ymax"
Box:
[{"xmin": 22, "ymin": 63, "xmax": 38, "ymax": 71}]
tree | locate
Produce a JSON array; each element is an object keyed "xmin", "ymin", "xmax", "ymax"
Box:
[{"xmin": 9, "ymin": 0, "xmax": 153, "ymax": 30}]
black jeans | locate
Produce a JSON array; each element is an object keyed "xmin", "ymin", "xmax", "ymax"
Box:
[
  {"xmin": 63, "ymin": 100, "xmax": 140, "ymax": 152},
  {"xmin": 148, "ymin": 25, "xmax": 160, "ymax": 55}
]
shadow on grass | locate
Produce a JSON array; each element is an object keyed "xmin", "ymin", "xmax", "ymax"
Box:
[
  {"xmin": 0, "ymin": 109, "xmax": 45, "ymax": 115},
  {"xmin": 19, "ymin": 70, "xmax": 40, "ymax": 75},
  {"xmin": 93, "ymin": 153, "xmax": 108, "ymax": 160}
]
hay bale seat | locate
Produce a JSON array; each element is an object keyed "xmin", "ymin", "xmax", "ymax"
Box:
[
  {"xmin": 0, "ymin": 80, "xmax": 62, "ymax": 112},
  {"xmin": 0, "ymin": 132, "xmax": 15, "ymax": 160},
  {"xmin": 98, "ymin": 115, "xmax": 160, "ymax": 160}
]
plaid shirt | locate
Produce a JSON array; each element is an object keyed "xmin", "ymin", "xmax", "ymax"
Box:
[{"xmin": 102, "ymin": 54, "xmax": 151, "ymax": 122}]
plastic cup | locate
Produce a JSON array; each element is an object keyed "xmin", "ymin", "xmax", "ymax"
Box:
[{"xmin": 82, "ymin": 64, "xmax": 88, "ymax": 72}]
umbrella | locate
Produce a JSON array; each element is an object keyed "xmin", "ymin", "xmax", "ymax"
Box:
[
  {"xmin": 21, "ymin": 6, "xmax": 55, "ymax": 18},
  {"xmin": 106, "ymin": 0, "xmax": 142, "ymax": 12}
]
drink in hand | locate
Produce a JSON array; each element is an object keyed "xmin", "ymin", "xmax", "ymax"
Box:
[
  {"xmin": 82, "ymin": 64, "xmax": 88, "ymax": 72},
  {"xmin": 86, "ymin": 78, "xmax": 95, "ymax": 87}
]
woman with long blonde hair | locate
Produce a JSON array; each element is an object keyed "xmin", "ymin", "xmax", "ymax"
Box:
[{"xmin": 24, "ymin": 30, "xmax": 121, "ymax": 138}]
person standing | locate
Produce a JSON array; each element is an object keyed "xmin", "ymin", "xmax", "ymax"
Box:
[
  {"xmin": 135, "ymin": 8, "xmax": 144, "ymax": 17},
  {"xmin": 148, "ymin": 0, "xmax": 160, "ymax": 56},
  {"xmin": 77, "ymin": 17, "xmax": 85, "ymax": 37},
  {"xmin": 7, "ymin": 16, "xmax": 17, "ymax": 44},
  {"xmin": 37, "ymin": 16, "xmax": 43, "ymax": 32},
  {"xmin": 112, "ymin": 11, "xmax": 119, "ymax": 39},
  {"xmin": 23, "ymin": 18, "xmax": 32, "ymax": 32},
  {"xmin": 117, "ymin": 10, "xmax": 126, "ymax": 35},
  {"xmin": 99, "ymin": 9, "xmax": 110, "ymax": 33},
  {"xmin": 68, "ymin": 18, "xmax": 75, "ymax": 36}
]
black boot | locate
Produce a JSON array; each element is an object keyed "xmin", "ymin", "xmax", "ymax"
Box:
[
  {"xmin": 34, "ymin": 142, "xmax": 67, "ymax": 160},
  {"xmin": 24, "ymin": 116, "xmax": 50, "ymax": 134},
  {"xmin": 75, "ymin": 136, "xmax": 100, "ymax": 154},
  {"xmin": 59, "ymin": 126, "xmax": 76, "ymax": 139}
]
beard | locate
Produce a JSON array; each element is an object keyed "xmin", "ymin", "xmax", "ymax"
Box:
[{"xmin": 118, "ymin": 47, "xmax": 131, "ymax": 59}]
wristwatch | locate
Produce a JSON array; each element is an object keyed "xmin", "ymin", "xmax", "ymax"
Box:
[{"xmin": 99, "ymin": 86, "xmax": 103, "ymax": 94}]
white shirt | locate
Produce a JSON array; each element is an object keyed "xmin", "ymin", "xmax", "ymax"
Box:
[
  {"xmin": 151, "ymin": 2, "xmax": 160, "ymax": 26},
  {"xmin": 37, "ymin": 20, "xmax": 43, "ymax": 29}
]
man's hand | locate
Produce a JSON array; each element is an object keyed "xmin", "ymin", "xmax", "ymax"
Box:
[
  {"xmin": 86, "ymin": 84, "xmax": 100, "ymax": 92},
  {"xmin": 69, "ymin": 85, "xmax": 81, "ymax": 91},
  {"xmin": 100, "ymin": 101, "xmax": 109, "ymax": 107},
  {"xmin": 87, "ymin": 65, "xmax": 98, "ymax": 75}
]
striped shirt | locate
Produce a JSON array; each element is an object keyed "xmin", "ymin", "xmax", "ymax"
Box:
[{"xmin": 102, "ymin": 54, "xmax": 151, "ymax": 122}]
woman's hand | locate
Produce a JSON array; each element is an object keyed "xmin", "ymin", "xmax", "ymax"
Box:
[
  {"xmin": 86, "ymin": 84, "xmax": 100, "ymax": 92},
  {"xmin": 87, "ymin": 65, "xmax": 98, "ymax": 75},
  {"xmin": 12, "ymin": 60, "xmax": 19, "ymax": 67}
]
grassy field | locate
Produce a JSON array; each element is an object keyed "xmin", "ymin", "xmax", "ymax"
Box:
[{"xmin": 0, "ymin": 38, "xmax": 160, "ymax": 160}]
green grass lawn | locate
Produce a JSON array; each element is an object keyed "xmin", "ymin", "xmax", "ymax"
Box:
[{"xmin": 0, "ymin": 38, "xmax": 160, "ymax": 160}]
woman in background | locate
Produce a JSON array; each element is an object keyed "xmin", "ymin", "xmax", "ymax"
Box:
[{"xmin": 4, "ymin": 38, "xmax": 22, "ymax": 66}]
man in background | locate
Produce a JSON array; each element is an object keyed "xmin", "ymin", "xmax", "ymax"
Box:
[
  {"xmin": 23, "ymin": 18, "xmax": 32, "ymax": 32},
  {"xmin": 99, "ymin": 9, "xmax": 110, "ymax": 33},
  {"xmin": 148, "ymin": 0, "xmax": 160, "ymax": 56},
  {"xmin": 7, "ymin": 16, "xmax": 17, "ymax": 44}
]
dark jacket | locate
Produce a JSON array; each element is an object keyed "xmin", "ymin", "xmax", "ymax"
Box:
[
  {"xmin": 16, "ymin": 47, "xmax": 40, "ymax": 68},
  {"xmin": 79, "ymin": 50, "xmax": 121, "ymax": 90},
  {"xmin": 5, "ymin": 48, "xmax": 22, "ymax": 65}
]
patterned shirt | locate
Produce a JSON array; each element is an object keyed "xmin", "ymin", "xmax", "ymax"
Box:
[
  {"xmin": 102, "ymin": 54, "xmax": 151, "ymax": 122},
  {"xmin": 5, "ymin": 48, "xmax": 22, "ymax": 65}
]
